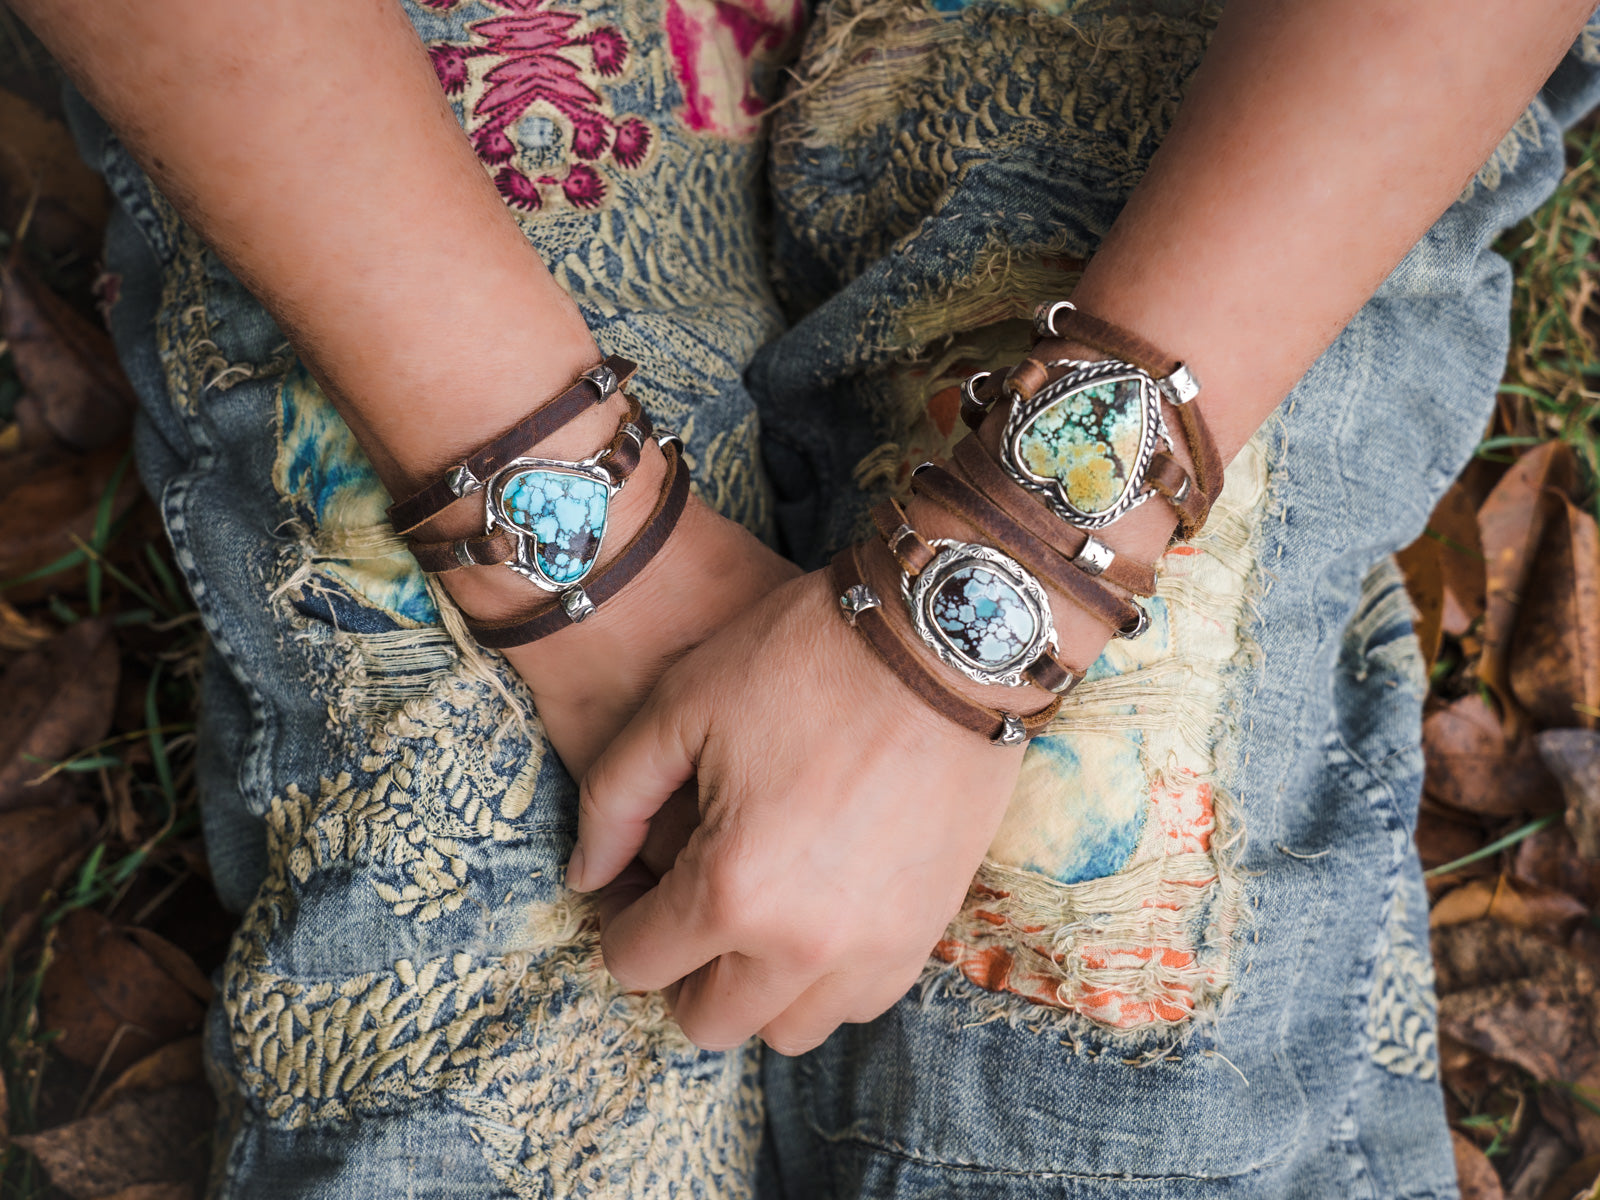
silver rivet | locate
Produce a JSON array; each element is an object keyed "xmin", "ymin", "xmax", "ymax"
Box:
[
  {"xmin": 1074, "ymin": 535, "xmax": 1115, "ymax": 577},
  {"xmin": 961, "ymin": 371, "xmax": 995, "ymax": 413},
  {"xmin": 562, "ymin": 587, "xmax": 596, "ymax": 622},
  {"xmin": 452, "ymin": 540, "xmax": 475, "ymax": 570},
  {"xmin": 583, "ymin": 364, "xmax": 619, "ymax": 399},
  {"xmin": 1046, "ymin": 669, "xmax": 1081, "ymax": 696},
  {"xmin": 991, "ymin": 713, "xmax": 1028, "ymax": 747},
  {"xmin": 1171, "ymin": 475, "xmax": 1192, "ymax": 504},
  {"xmin": 1115, "ymin": 602, "xmax": 1150, "ymax": 640},
  {"xmin": 839, "ymin": 584, "xmax": 881, "ymax": 627},
  {"xmin": 446, "ymin": 464, "xmax": 483, "ymax": 499},
  {"xmin": 655, "ymin": 430, "xmax": 684, "ymax": 454},
  {"xmin": 1032, "ymin": 299, "xmax": 1076, "ymax": 339},
  {"xmin": 1158, "ymin": 363, "xmax": 1201, "ymax": 405}
]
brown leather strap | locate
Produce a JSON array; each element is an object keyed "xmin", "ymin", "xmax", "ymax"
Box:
[
  {"xmin": 900, "ymin": 466, "xmax": 1142, "ymax": 633},
  {"xmin": 871, "ymin": 498, "xmax": 1085, "ymax": 693},
  {"xmin": 387, "ymin": 354, "xmax": 637, "ymax": 535},
  {"xmin": 950, "ymin": 438, "xmax": 1158, "ymax": 598},
  {"xmin": 406, "ymin": 395, "xmax": 653, "ymax": 574},
  {"xmin": 1037, "ymin": 308, "xmax": 1179, "ymax": 377},
  {"xmin": 830, "ymin": 544, "xmax": 1061, "ymax": 745},
  {"xmin": 870, "ymin": 498, "xmax": 935, "ymax": 575},
  {"xmin": 462, "ymin": 442, "xmax": 691, "ymax": 649},
  {"xmin": 1145, "ymin": 450, "xmax": 1211, "ymax": 539}
]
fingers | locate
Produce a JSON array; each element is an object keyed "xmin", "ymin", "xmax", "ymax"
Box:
[
  {"xmin": 670, "ymin": 953, "xmax": 812, "ymax": 1052},
  {"xmin": 598, "ymin": 863, "xmax": 728, "ymax": 991},
  {"xmin": 570, "ymin": 689, "xmax": 701, "ymax": 893},
  {"xmin": 758, "ymin": 958, "xmax": 927, "ymax": 1057}
]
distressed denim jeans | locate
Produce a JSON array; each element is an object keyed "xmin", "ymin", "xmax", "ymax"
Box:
[{"xmin": 68, "ymin": 0, "xmax": 1600, "ymax": 1196}]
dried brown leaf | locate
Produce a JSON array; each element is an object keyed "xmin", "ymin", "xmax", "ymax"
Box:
[
  {"xmin": 0, "ymin": 443, "xmax": 143, "ymax": 596},
  {"xmin": 1509, "ymin": 1123, "xmax": 1576, "ymax": 1200},
  {"xmin": 1514, "ymin": 823, "xmax": 1600, "ymax": 907},
  {"xmin": 124, "ymin": 929, "xmax": 213, "ymax": 1005},
  {"xmin": 38, "ymin": 910, "xmax": 206, "ymax": 1077},
  {"xmin": 1431, "ymin": 876, "xmax": 1588, "ymax": 931},
  {"xmin": 94, "ymin": 1186, "xmax": 196, "ymax": 1200},
  {"xmin": 1539, "ymin": 730, "xmax": 1600, "ymax": 859},
  {"xmin": 1437, "ymin": 926, "xmax": 1600, "ymax": 1085},
  {"xmin": 0, "ymin": 803, "xmax": 97, "ymax": 915},
  {"xmin": 1482, "ymin": 443, "xmax": 1579, "ymax": 730},
  {"xmin": 1536, "ymin": 1155, "xmax": 1600, "ymax": 1200},
  {"xmin": 0, "ymin": 88, "xmax": 108, "ymax": 257},
  {"xmin": 1424, "ymin": 694, "xmax": 1562, "ymax": 817},
  {"xmin": 1399, "ymin": 537, "xmax": 1447, "ymax": 668},
  {"xmin": 90, "ymin": 1037, "xmax": 203, "ymax": 1116},
  {"xmin": 0, "ymin": 259, "xmax": 134, "ymax": 451},
  {"xmin": 1432, "ymin": 479, "xmax": 1489, "ymax": 634},
  {"xmin": 1420, "ymin": 804, "xmax": 1491, "ymax": 873},
  {"xmin": 13, "ymin": 1084, "xmax": 211, "ymax": 1200},
  {"xmin": 0, "ymin": 618, "xmax": 118, "ymax": 811},
  {"xmin": 1456, "ymin": 1129, "xmax": 1510, "ymax": 1200},
  {"xmin": 1510, "ymin": 498, "xmax": 1600, "ymax": 731}
]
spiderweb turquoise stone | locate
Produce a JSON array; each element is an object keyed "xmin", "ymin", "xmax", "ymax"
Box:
[
  {"xmin": 930, "ymin": 565, "xmax": 1037, "ymax": 669},
  {"xmin": 499, "ymin": 469, "xmax": 608, "ymax": 585},
  {"xmin": 1016, "ymin": 379, "xmax": 1146, "ymax": 516}
]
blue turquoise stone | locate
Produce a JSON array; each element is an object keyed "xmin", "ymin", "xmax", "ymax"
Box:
[
  {"xmin": 500, "ymin": 469, "xmax": 609, "ymax": 585},
  {"xmin": 1016, "ymin": 379, "xmax": 1146, "ymax": 515},
  {"xmin": 931, "ymin": 565, "xmax": 1037, "ymax": 669}
]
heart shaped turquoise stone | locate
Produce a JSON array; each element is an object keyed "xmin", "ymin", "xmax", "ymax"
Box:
[
  {"xmin": 1016, "ymin": 378, "xmax": 1147, "ymax": 516},
  {"xmin": 500, "ymin": 469, "xmax": 609, "ymax": 585}
]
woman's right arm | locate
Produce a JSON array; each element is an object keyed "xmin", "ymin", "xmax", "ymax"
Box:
[{"xmin": 13, "ymin": 0, "xmax": 797, "ymax": 773}]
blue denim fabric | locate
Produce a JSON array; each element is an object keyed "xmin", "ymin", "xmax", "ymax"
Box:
[{"xmin": 66, "ymin": 0, "xmax": 1600, "ymax": 1195}]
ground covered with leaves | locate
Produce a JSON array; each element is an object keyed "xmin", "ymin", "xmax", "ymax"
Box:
[{"xmin": 2, "ymin": 19, "xmax": 1600, "ymax": 1200}]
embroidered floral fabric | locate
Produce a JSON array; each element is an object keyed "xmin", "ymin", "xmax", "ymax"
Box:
[{"xmin": 67, "ymin": 0, "xmax": 1600, "ymax": 1196}]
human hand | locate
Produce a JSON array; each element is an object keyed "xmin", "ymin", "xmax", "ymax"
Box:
[{"xmin": 568, "ymin": 566, "xmax": 1037, "ymax": 1054}]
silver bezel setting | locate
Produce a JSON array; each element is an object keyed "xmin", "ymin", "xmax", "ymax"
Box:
[
  {"xmin": 1000, "ymin": 357, "xmax": 1172, "ymax": 531},
  {"xmin": 484, "ymin": 456, "xmax": 616, "ymax": 592},
  {"xmin": 902, "ymin": 539, "xmax": 1057, "ymax": 688}
]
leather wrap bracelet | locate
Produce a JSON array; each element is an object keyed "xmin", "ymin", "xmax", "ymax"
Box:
[
  {"xmin": 387, "ymin": 354, "xmax": 637, "ymax": 535},
  {"xmin": 870, "ymin": 499, "xmax": 1084, "ymax": 693},
  {"xmin": 463, "ymin": 438, "xmax": 691, "ymax": 649},
  {"xmin": 830, "ymin": 543, "xmax": 1061, "ymax": 747},
  {"xmin": 961, "ymin": 303, "xmax": 1224, "ymax": 539},
  {"xmin": 406, "ymin": 394, "xmax": 655, "ymax": 574}
]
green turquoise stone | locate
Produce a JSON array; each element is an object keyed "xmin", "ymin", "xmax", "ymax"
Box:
[
  {"xmin": 500, "ymin": 469, "xmax": 608, "ymax": 585},
  {"xmin": 931, "ymin": 564, "xmax": 1037, "ymax": 670},
  {"xmin": 1016, "ymin": 379, "xmax": 1146, "ymax": 516}
]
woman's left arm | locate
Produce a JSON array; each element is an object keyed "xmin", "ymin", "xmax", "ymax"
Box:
[{"xmin": 574, "ymin": 0, "xmax": 1597, "ymax": 1054}]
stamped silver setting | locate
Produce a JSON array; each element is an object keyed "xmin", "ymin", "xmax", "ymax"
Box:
[
  {"xmin": 483, "ymin": 455, "xmax": 617, "ymax": 592},
  {"xmin": 839, "ymin": 583, "xmax": 882, "ymax": 627},
  {"xmin": 1073, "ymin": 534, "xmax": 1115, "ymax": 577},
  {"xmin": 1158, "ymin": 362, "xmax": 1201, "ymax": 406},
  {"xmin": 1000, "ymin": 357, "xmax": 1173, "ymax": 531},
  {"xmin": 902, "ymin": 539, "xmax": 1057, "ymax": 688}
]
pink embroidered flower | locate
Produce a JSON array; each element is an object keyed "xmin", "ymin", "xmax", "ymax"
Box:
[
  {"xmin": 561, "ymin": 164, "xmax": 605, "ymax": 208},
  {"xmin": 429, "ymin": 44, "xmax": 477, "ymax": 96},
  {"xmin": 427, "ymin": 0, "xmax": 653, "ymax": 212},
  {"xmin": 611, "ymin": 118, "xmax": 652, "ymax": 169},
  {"xmin": 495, "ymin": 167, "xmax": 543, "ymax": 211},
  {"xmin": 579, "ymin": 27, "xmax": 628, "ymax": 76},
  {"xmin": 569, "ymin": 113, "xmax": 611, "ymax": 159}
]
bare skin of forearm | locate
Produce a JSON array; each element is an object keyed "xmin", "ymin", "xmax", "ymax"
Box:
[
  {"xmin": 911, "ymin": 0, "xmax": 1597, "ymax": 681},
  {"xmin": 12, "ymin": 0, "xmax": 797, "ymax": 774}
]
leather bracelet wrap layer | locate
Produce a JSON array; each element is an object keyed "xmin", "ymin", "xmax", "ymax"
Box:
[
  {"xmin": 387, "ymin": 354, "xmax": 637, "ymax": 535},
  {"xmin": 913, "ymin": 455, "xmax": 1157, "ymax": 599},
  {"xmin": 463, "ymin": 439, "xmax": 690, "ymax": 649},
  {"xmin": 870, "ymin": 499, "xmax": 1084, "ymax": 692},
  {"xmin": 830, "ymin": 543, "xmax": 1061, "ymax": 747},
  {"xmin": 407, "ymin": 394, "xmax": 654, "ymax": 574}
]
